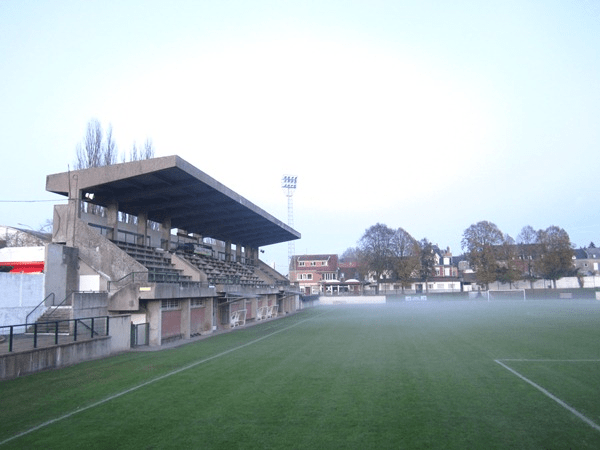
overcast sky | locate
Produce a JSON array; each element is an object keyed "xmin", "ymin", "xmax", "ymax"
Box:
[{"xmin": 1, "ymin": 1, "xmax": 599, "ymax": 273}]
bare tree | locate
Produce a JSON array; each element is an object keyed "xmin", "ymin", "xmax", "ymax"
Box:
[
  {"xmin": 76, "ymin": 119, "xmax": 156, "ymax": 169},
  {"xmin": 103, "ymin": 124, "xmax": 118, "ymax": 166},
  {"xmin": 75, "ymin": 119, "xmax": 104, "ymax": 169},
  {"xmin": 129, "ymin": 138, "xmax": 155, "ymax": 161},
  {"xmin": 74, "ymin": 119, "xmax": 158, "ymax": 218},
  {"xmin": 3, "ymin": 226, "xmax": 50, "ymax": 247},
  {"xmin": 130, "ymin": 142, "xmax": 139, "ymax": 162},
  {"xmin": 142, "ymin": 138, "xmax": 155, "ymax": 160}
]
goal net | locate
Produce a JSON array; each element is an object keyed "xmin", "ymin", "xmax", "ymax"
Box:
[{"xmin": 486, "ymin": 289, "xmax": 526, "ymax": 301}]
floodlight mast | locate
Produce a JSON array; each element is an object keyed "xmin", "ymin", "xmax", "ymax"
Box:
[{"xmin": 282, "ymin": 175, "xmax": 297, "ymax": 266}]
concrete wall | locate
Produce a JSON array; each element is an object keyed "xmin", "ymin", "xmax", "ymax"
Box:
[
  {"xmin": 0, "ymin": 314, "xmax": 131, "ymax": 379},
  {"xmin": 0, "ymin": 272, "xmax": 45, "ymax": 328},
  {"xmin": 74, "ymin": 219, "xmax": 147, "ymax": 283},
  {"xmin": 0, "ymin": 336, "xmax": 111, "ymax": 379},
  {"xmin": 109, "ymin": 314, "xmax": 132, "ymax": 353},
  {"xmin": 72, "ymin": 292, "xmax": 109, "ymax": 319},
  {"xmin": 45, "ymin": 243, "xmax": 79, "ymax": 305}
]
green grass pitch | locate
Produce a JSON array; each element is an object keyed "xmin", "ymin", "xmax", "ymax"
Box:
[{"xmin": 2, "ymin": 300, "xmax": 600, "ymax": 449}]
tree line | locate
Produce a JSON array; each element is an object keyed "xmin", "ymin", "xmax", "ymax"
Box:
[
  {"xmin": 462, "ymin": 221, "xmax": 574, "ymax": 289},
  {"xmin": 75, "ymin": 118, "xmax": 156, "ymax": 220},
  {"xmin": 342, "ymin": 224, "xmax": 438, "ymax": 293},
  {"xmin": 75, "ymin": 118, "xmax": 155, "ymax": 170},
  {"xmin": 344, "ymin": 221, "xmax": 576, "ymax": 291}
]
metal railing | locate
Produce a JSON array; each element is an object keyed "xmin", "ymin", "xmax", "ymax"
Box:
[
  {"xmin": 107, "ymin": 272, "xmax": 149, "ymax": 291},
  {"xmin": 25, "ymin": 292, "xmax": 55, "ymax": 325},
  {"xmin": 0, "ymin": 316, "xmax": 110, "ymax": 353},
  {"xmin": 43, "ymin": 291, "xmax": 74, "ymax": 320}
]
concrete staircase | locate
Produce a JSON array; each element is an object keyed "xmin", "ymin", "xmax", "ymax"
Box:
[{"xmin": 29, "ymin": 307, "xmax": 72, "ymax": 334}]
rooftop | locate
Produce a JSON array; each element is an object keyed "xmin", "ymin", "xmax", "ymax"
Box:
[{"xmin": 46, "ymin": 155, "xmax": 300, "ymax": 248}]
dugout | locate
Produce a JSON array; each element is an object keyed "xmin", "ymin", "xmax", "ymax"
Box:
[{"xmin": 44, "ymin": 155, "xmax": 301, "ymax": 346}]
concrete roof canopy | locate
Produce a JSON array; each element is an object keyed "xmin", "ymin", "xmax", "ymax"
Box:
[{"xmin": 46, "ymin": 155, "xmax": 300, "ymax": 248}]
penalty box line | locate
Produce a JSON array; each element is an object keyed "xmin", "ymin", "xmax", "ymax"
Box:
[
  {"xmin": 0, "ymin": 310, "xmax": 330, "ymax": 447},
  {"xmin": 494, "ymin": 359, "xmax": 600, "ymax": 433}
]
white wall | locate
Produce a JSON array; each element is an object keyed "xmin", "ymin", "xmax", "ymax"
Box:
[
  {"xmin": 319, "ymin": 296, "xmax": 386, "ymax": 305},
  {"xmin": 0, "ymin": 272, "xmax": 45, "ymax": 329},
  {"xmin": 0, "ymin": 246, "xmax": 44, "ymax": 263},
  {"xmin": 490, "ymin": 276, "xmax": 600, "ymax": 290}
]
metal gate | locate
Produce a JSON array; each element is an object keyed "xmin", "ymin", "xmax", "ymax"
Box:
[{"xmin": 130, "ymin": 323, "xmax": 149, "ymax": 347}]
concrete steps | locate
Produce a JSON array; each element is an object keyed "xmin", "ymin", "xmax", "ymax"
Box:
[{"xmin": 29, "ymin": 307, "xmax": 72, "ymax": 333}]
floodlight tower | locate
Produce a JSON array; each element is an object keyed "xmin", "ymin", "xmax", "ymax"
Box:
[{"xmin": 282, "ymin": 175, "xmax": 297, "ymax": 265}]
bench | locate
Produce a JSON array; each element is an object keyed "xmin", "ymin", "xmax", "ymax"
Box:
[
  {"xmin": 230, "ymin": 309, "xmax": 247, "ymax": 327},
  {"xmin": 256, "ymin": 306, "xmax": 267, "ymax": 321},
  {"xmin": 266, "ymin": 305, "xmax": 278, "ymax": 319}
]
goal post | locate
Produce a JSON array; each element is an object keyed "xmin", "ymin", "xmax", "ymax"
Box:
[{"xmin": 486, "ymin": 289, "xmax": 527, "ymax": 301}]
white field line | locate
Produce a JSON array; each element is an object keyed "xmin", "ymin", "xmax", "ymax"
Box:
[
  {"xmin": 0, "ymin": 311, "xmax": 328, "ymax": 447},
  {"xmin": 499, "ymin": 359, "xmax": 600, "ymax": 362},
  {"xmin": 494, "ymin": 359, "xmax": 600, "ymax": 432}
]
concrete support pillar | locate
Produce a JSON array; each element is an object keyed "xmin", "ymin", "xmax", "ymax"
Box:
[
  {"xmin": 236, "ymin": 244, "xmax": 242, "ymax": 263},
  {"xmin": 161, "ymin": 217, "xmax": 171, "ymax": 251},
  {"xmin": 225, "ymin": 241, "xmax": 232, "ymax": 262},
  {"xmin": 137, "ymin": 211, "xmax": 148, "ymax": 246},
  {"xmin": 181, "ymin": 298, "xmax": 191, "ymax": 340},
  {"xmin": 106, "ymin": 200, "xmax": 119, "ymax": 241},
  {"xmin": 147, "ymin": 300, "xmax": 162, "ymax": 347}
]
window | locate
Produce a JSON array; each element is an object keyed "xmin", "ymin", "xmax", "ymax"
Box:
[
  {"xmin": 191, "ymin": 299, "xmax": 205, "ymax": 308},
  {"xmin": 323, "ymin": 273, "xmax": 337, "ymax": 280},
  {"xmin": 162, "ymin": 299, "xmax": 180, "ymax": 310},
  {"xmin": 298, "ymin": 261, "xmax": 305, "ymax": 267},
  {"xmin": 298, "ymin": 273, "xmax": 313, "ymax": 280}
]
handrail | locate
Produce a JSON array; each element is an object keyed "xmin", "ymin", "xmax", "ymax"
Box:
[
  {"xmin": 74, "ymin": 316, "xmax": 107, "ymax": 338},
  {"xmin": 107, "ymin": 271, "xmax": 149, "ymax": 291},
  {"xmin": 25, "ymin": 292, "xmax": 55, "ymax": 325},
  {"xmin": 44, "ymin": 291, "xmax": 74, "ymax": 320},
  {"xmin": 108, "ymin": 271, "xmax": 211, "ymax": 290}
]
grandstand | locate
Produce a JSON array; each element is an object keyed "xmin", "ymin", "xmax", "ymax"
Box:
[{"xmin": 42, "ymin": 155, "xmax": 301, "ymax": 348}]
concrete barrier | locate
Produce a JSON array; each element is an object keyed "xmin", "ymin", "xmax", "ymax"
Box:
[
  {"xmin": 0, "ymin": 336, "xmax": 111, "ymax": 379},
  {"xmin": 0, "ymin": 314, "xmax": 131, "ymax": 379}
]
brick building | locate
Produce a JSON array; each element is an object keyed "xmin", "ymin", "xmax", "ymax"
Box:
[{"xmin": 289, "ymin": 254, "xmax": 339, "ymax": 295}]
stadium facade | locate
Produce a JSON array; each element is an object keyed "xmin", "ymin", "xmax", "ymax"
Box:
[{"xmin": 43, "ymin": 155, "xmax": 301, "ymax": 347}]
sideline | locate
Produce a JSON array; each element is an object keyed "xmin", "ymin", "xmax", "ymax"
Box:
[
  {"xmin": 0, "ymin": 310, "xmax": 329, "ymax": 446},
  {"xmin": 494, "ymin": 359, "xmax": 600, "ymax": 432}
]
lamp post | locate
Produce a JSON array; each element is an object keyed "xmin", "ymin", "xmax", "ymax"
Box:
[{"xmin": 282, "ymin": 175, "xmax": 297, "ymax": 266}]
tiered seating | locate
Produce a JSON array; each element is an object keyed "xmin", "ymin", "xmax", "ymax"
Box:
[
  {"xmin": 176, "ymin": 251, "xmax": 264, "ymax": 286},
  {"xmin": 113, "ymin": 241, "xmax": 191, "ymax": 283}
]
